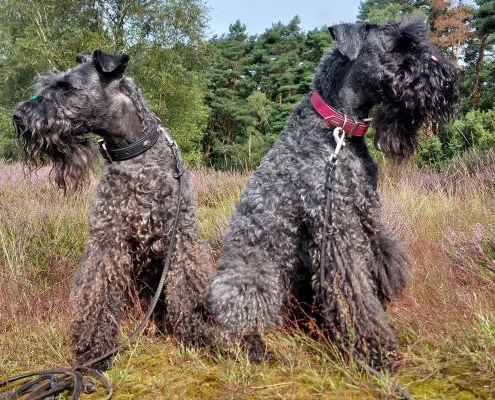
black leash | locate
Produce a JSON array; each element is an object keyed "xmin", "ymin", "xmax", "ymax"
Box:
[
  {"xmin": 0, "ymin": 133, "xmax": 185, "ymax": 400},
  {"xmin": 318, "ymin": 127, "xmax": 415, "ymax": 400},
  {"xmin": 319, "ymin": 126, "xmax": 345, "ymax": 295}
]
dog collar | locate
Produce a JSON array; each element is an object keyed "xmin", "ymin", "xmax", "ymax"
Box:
[
  {"xmin": 98, "ymin": 125, "xmax": 160, "ymax": 163},
  {"xmin": 311, "ymin": 91, "xmax": 370, "ymax": 137}
]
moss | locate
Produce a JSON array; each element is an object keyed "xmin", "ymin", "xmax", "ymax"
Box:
[{"xmin": 81, "ymin": 332, "xmax": 492, "ymax": 400}]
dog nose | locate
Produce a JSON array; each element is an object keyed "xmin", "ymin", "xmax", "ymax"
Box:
[{"xmin": 13, "ymin": 110, "xmax": 23, "ymax": 122}]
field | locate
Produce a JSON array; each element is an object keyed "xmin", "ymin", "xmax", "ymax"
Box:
[{"xmin": 1, "ymin": 156, "xmax": 494, "ymax": 399}]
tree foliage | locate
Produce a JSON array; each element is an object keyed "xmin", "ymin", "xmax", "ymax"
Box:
[
  {"xmin": 0, "ymin": 0, "xmax": 494, "ymax": 169},
  {"xmin": 0, "ymin": 0, "xmax": 210, "ymax": 162},
  {"xmin": 429, "ymin": 0, "xmax": 474, "ymax": 60},
  {"xmin": 358, "ymin": 0, "xmax": 430, "ymax": 22}
]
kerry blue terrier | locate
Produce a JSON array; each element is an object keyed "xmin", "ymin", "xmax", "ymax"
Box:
[
  {"xmin": 205, "ymin": 18, "xmax": 459, "ymax": 368},
  {"xmin": 13, "ymin": 50, "xmax": 214, "ymax": 370}
]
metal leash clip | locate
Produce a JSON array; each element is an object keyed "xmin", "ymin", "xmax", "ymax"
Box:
[
  {"xmin": 329, "ymin": 126, "xmax": 346, "ymax": 164},
  {"xmin": 98, "ymin": 139, "xmax": 113, "ymax": 163}
]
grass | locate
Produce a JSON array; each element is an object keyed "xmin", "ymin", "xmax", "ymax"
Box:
[{"xmin": 1, "ymin": 158, "xmax": 494, "ymax": 399}]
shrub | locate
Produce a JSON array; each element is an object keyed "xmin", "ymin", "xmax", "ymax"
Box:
[{"xmin": 448, "ymin": 108, "xmax": 495, "ymax": 157}]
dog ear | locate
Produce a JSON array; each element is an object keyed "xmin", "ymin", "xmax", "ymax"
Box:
[
  {"xmin": 328, "ymin": 23, "xmax": 376, "ymax": 60},
  {"xmin": 382, "ymin": 17, "xmax": 429, "ymax": 52},
  {"xmin": 92, "ymin": 50, "xmax": 130, "ymax": 78}
]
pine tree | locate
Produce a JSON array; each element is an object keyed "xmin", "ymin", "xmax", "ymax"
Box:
[
  {"xmin": 204, "ymin": 19, "xmax": 331, "ymax": 169},
  {"xmin": 203, "ymin": 22, "xmax": 258, "ymax": 168},
  {"xmin": 470, "ymin": 0, "xmax": 495, "ymax": 109},
  {"xmin": 429, "ymin": 0, "xmax": 474, "ymax": 60}
]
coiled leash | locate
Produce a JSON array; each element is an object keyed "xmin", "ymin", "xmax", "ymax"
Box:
[{"xmin": 0, "ymin": 132, "xmax": 185, "ymax": 400}]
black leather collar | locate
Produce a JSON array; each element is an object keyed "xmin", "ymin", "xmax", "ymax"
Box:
[{"xmin": 98, "ymin": 125, "xmax": 161, "ymax": 163}]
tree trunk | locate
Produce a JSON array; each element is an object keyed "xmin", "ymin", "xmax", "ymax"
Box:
[
  {"xmin": 471, "ymin": 33, "xmax": 488, "ymax": 110},
  {"xmin": 204, "ymin": 133, "xmax": 212, "ymax": 164}
]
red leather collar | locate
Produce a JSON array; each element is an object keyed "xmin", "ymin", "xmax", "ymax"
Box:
[{"xmin": 311, "ymin": 91, "xmax": 370, "ymax": 137}]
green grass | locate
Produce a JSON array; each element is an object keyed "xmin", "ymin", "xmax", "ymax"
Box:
[{"xmin": 1, "ymin": 160, "xmax": 494, "ymax": 399}]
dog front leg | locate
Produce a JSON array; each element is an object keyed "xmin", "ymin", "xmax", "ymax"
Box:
[{"xmin": 69, "ymin": 245, "xmax": 132, "ymax": 371}]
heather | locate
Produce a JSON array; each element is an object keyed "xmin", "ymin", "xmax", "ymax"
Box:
[{"xmin": 1, "ymin": 159, "xmax": 495, "ymax": 399}]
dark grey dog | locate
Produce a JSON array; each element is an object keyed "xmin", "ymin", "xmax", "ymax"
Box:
[
  {"xmin": 13, "ymin": 50, "xmax": 214, "ymax": 370},
  {"xmin": 206, "ymin": 18, "xmax": 459, "ymax": 368}
]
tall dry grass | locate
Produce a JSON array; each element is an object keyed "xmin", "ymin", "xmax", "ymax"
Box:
[
  {"xmin": 1, "ymin": 158, "xmax": 494, "ymax": 398},
  {"xmin": 0, "ymin": 161, "xmax": 94, "ymax": 371},
  {"xmin": 190, "ymin": 168, "xmax": 248, "ymax": 260},
  {"xmin": 379, "ymin": 158, "xmax": 495, "ymax": 390}
]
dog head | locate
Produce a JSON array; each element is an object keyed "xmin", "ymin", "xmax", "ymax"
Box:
[
  {"xmin": 315, "ymin": 17, "xmax": 459, "ymax": 159},
  {"xmin": 13, "ymin": 50, "xmax": 134, "ymax": 190}
]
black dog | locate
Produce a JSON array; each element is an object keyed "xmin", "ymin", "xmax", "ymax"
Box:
[
  {"xmin": 13, "ymin": 51, "xmax": 214, "ymax": 370},
  {"xmin": 206, "ymin": 17, "xmax": 459, "ymax": 369}
]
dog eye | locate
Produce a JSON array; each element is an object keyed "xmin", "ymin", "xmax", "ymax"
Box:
[{"xmin": 56, "ymin": 80, "xmax": 74, "ymax": 91}]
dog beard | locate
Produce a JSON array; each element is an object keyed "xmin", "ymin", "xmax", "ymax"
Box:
[{"xmin": 14, "ymin": 114, "xmax": 96, "ymax": 191}]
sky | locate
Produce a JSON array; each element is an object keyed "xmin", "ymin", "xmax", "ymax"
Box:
[{"xmin": 205, "ymin": 0, "xmax": 363, "ymax": 37}]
